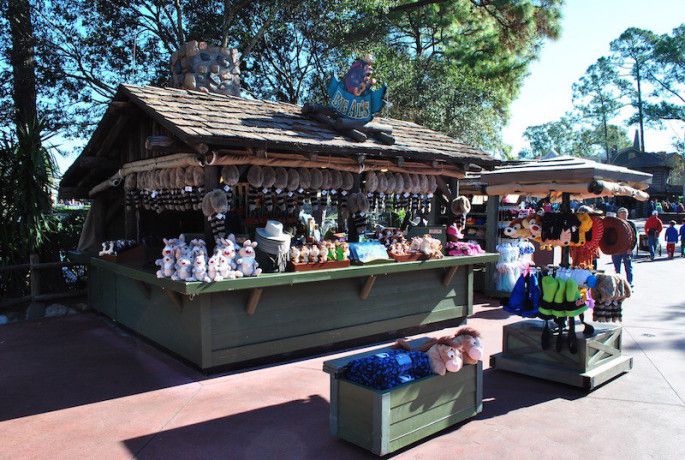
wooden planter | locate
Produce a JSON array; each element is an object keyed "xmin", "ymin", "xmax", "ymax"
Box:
[
  {"xmin": 323, "ymin": 339, "xmax": 482, "ymax": 456},
  {"xmin": 490, "ymin": 319, "xmax": 632, "ymax": 390},
  {"xmin": 89, "ymin": 254, "xmax": 498, "ymax": 370}
]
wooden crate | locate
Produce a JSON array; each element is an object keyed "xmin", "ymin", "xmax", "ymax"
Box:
[
  {"xmin": 323, "ymin": 340, "xmax": 483, "ymax": 456},
  {"xmin": 490, "ymin": 319, "xmax": 632, "ymax": 390}
]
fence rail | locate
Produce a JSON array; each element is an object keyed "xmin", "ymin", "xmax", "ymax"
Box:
[{"xmin": 0, "ymin": 255, "xmax": 87, "ymax": 309}]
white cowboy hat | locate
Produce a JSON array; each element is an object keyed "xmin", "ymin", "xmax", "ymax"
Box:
[{"xmin": 256, "ymin": 220, "xmax": 291, "ymax": 243}]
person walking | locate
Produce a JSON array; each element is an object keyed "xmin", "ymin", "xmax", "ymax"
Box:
[
  {"xmin": 665, "ymin": 220, "xmax": 679, "ymax": 258},
  {"xmin": 612, "ymin": 207, "xmax": 636, "ymax": 287},
  {"xmin": 680, "ymin": 219, "xmax": 685, "ymax": 257},
  {"xmin": 644, "ymin": 211, "xmax": 664, "ymax": 261},
  {"xmin": 656, "ymin": 201, "xmax": 664, "ymax": 214}
]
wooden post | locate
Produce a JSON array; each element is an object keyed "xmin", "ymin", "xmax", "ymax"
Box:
[
  {"xmin": 360, "ymin": 275, "xmax": 376, "ymax": 300},
  {"xmin": 561, "ymin": 192, "xmax": 571, "ymax": 268},
  {"xmin": 442, "ymin": 265, "xmax": 459, "ymax": 287},
  {"xmin": 246, "ymin": 288, "xmax": 263, "ymax": 315},
  {"xmin": 29, "ymin": 254, "xmax": 40, "ymax": 300}
]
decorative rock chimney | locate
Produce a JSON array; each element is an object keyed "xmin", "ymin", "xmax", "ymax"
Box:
[{"xmin": 171, "ymin": 40, "xmax": 241, "ymax": 97}]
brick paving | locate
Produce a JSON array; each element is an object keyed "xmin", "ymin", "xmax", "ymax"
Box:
[{"xmin": 0, "ymin": 252, "xmax": 684, "ymax": 459}]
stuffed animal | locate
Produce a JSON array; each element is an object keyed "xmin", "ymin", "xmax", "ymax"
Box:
[
  {"xmin": 318, "ymin": 244, "xmax": 328, "ymax": 263},
  {"xmin": 237, "ymin": 240, "xmax": 262, "ymax": 276},
  {"xmin": 217, "ymin": 255, "xmax": 237, "ymax": 280},
  {"xmin": 155, "ymin": 255, "xmax": 175, "ymax": 278},
  {"xmin": 451, "ymin": 327, "xmax": 483, "ymax": 365},
  {"xmin": 396, "ymin": 337, "xmax": 463, "ymax": 376},
  {"xmin": 309, "ymin": 244, "xmax": 320, "ymax": 263},
  {"xmin": 206, "ymin": 254, "xmax": 219, "ymax": 282},
  {"xmin": 201, "ymin": 189, "xmax": 229, "ymax": 219},
  {"xmin": 191, "ymin": 254, "xmax": 207, "ymax": 282},
  {"xmin": 289, "ymin": 246, "xmax": 301, "ymax": 264},
  {"xmin": 172, "ymin": 255, "xmax": 193, "ymax": 281}
]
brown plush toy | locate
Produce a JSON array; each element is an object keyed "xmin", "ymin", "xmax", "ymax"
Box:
[{"xmin": 451, "ymin": 195, "xmax": 471, "ymax": 230}]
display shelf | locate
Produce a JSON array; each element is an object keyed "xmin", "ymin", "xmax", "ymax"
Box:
[{"xmin": 91, "ymin": 253, "xmax": 500, "ymax": 296}]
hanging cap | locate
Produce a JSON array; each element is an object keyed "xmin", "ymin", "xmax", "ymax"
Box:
[{"xmin": 586, "ymin": 275, "xmax": 598, "ymax": 289}]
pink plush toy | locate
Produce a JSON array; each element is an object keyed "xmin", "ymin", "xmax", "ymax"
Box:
[{"xmin": 237, "ymin": 240, "xmax": 262, "ymax": 277}]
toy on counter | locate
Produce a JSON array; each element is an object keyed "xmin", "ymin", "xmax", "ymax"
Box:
[
  {"xmin": 237, "ymin": 240, "xmax": 262, "ymax": 277},
  {"xmin": 289, "ymin": 240, "xmax": 350, "ymax": 270},
  {"xmin": 444, "ymin": 241, "xmax": 485, "ymax": 256},
  {"xmin": 409, "ymin": 234, "xmax": 443, "ymax": 259}
]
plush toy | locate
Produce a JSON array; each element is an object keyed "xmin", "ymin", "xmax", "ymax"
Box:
[
  {"xmin": 396, "ymin": 337, "xmax": 463, "ymax": 376},
  {"xmin": 247, "ymin": 165, "xmax": 264, "ymax": 211},
  {"xmin": 191, "ymin": 254, "xmax": 207, "ymax": 282},
  {"xmin": 217, "ymin": 255, "xmax": 237, "ymax": 280},
  {"xmin": 289, "ymin": 246, "xmax": 301, "ymax": 263},
  {"xmin": 206, "ymin": 254, "xmax": 220, "ymax": 282},
  {"xmin": 451, "ymin": 327, "xmax": 483, "ymax": 365},
  {"xmin": 309, "ymin": 244, "xmax": 320, "ymax": 263},
  {"xmin": 155, "ymin": 255, "xmax": 175, "ymax": 278},
  {"xmin": 451, "ymin": 195, "xmax": 471, "ymax": 230},
  {"xmin": 172, "ymin": 255, "xmax": 193, "ymax": 281},
  {"xmin": 237, "ymin": 240, "xmax": 262, "ymax": 276}
]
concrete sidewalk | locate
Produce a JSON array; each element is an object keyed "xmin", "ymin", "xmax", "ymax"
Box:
[{"xmin": 1, "ymin": 256, "xmax": 684, "ymax": 459}]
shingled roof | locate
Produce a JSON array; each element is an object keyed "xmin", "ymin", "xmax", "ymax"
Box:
[{"xmin": 118, "ymin": 84, "xmax": 494, "ymax": 163}]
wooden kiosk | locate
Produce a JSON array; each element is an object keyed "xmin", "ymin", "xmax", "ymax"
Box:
[
  {"xmin": 59, "ymin": 84, "xmax": 498, "ymax": 370},
  {"xmin": 480, "ymin": 157, "xmax": 652, "ymax": 389}
]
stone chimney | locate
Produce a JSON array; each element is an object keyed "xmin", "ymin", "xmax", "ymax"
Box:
[{"xmin": 171, "ymin": 40, "xmax": 241, "ymax": 97}]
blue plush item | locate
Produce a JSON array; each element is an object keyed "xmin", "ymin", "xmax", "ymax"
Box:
[
  {"xmin": 586, "ymin": 274, "xmax": 598, "ymax": 289},
  {"xmin": 344, "ymin": 350, "xmax": 433, "ymax": 390},
  {"xmin": 504, "ymin": 273, "xmax": 540, "ymax": 318}
]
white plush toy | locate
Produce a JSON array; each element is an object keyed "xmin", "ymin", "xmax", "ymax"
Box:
[
  {"xmin": 155, "ymin": 255, "xmax": 175, "ymax": 278},
  {"xmin": 217, "ymin": 255, "xmax": 236, "ymax": 280},
  {"xmin": 217, "ymin": 236, "xmax": 238, "ymax": 270},
  {"xmin": 309, "ymin": 245, "xmax": 320, "ymax": 264},
  {"xmin": 237, "ymin": 240, "xmax": 262, "ymax": 277},
  {"xmin": 206, "ymin": 254, "xmax": 220, "ymax": 282},
  {"xmin": 172, "ymin": 255, "xmax": 193, "ymax": 281},
  {"xmin": 191, "ymin": 254, "xmax": 207, "ymax": 282}
]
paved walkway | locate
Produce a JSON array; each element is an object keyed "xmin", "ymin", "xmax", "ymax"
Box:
[{"xmin": 1, "ymin": 254, "xmax": 684, "ymax": 459}]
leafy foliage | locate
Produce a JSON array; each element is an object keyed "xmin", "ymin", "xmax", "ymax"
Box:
[
  {"xmin": 0, "ymin": 119, "xmax": 57, "ymax": 264},
  {"xmin": 1, "ymin": 0, "xmax": 563, "ymax": 154}
]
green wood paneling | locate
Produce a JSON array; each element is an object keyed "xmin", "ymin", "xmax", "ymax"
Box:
[
  {"xmin": 389, "ymin": 390, "xmax": 476, "ymax": 439},
  {"xmin": 210, "ymin": 269, "xmax": 467, "ymax": 350},
  {"xmin": 389, "ymin": 364, "xmax": 476, "ymax": 408},
  {"xmin": 211, "ymin": 307, "xmax": 464, "ymax": 366},
  {"xmin": 387, "ymin": 405, "xmax": 481, "ymax": 453},
  {"xmin": 337, "ymin": 380, "xmax": 375, "ymax": 450}
]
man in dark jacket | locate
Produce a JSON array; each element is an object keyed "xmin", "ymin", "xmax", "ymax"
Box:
[{"xmin": 613, "ymin": 207, "xmax": 636, "ymax": 287}]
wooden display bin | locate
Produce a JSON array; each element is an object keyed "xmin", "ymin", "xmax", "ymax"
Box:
[
  {"xmin": 490, "ymin": 319, "xmax": 632, "ymax": 390},
  {"xmin": 323, "ymin": 339, "xmax": 483, "ymax": 456}
]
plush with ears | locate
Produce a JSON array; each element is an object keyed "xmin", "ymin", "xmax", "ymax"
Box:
[
  {"xmin": 451, "ymin": 327, "xmax": 483, "ymax": 365},
  {"xmin": 237, "ymin": 240, "xmax": 262, "ymax": 277}
]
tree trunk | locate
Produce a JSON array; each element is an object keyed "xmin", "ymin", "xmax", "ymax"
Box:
[
  {"xmin": 6, "ymin": 0, "xmax": 39, "ymax": 133},
  {"xmin": 635, "ymin": 62, "xmax": 645, "ymax": 152}
]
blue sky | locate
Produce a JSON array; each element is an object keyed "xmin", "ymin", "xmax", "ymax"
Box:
[
  {"xmin": 57, "ymin": 0, "xmax": 685, "ymax": 174},
  {"xmin": 503, "ymin": 0, "xmax": 685, "ymax": 155}
]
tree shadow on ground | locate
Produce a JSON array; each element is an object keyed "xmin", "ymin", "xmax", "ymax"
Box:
[{"xmin": 0, "ymin": 313, "xmax": 202, "ymax": 422}]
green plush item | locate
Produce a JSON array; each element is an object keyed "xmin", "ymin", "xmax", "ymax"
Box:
[
  {"xmin": 541, "ymin": 275, "xmax": 557, "ymax": 304},
  {"xmin": 554, "ymin": 278, "xmax": 566, "ymax": 304},
  {"xmin": 564, "ymin": 278, "xmax": 588, "ymax": 316}
]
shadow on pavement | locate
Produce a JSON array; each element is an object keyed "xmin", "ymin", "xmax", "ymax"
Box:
[
  {"xmin": 0, "ymin": 313, "xmax": 202, "ymax": 422},
  {"xmin": 123, "ymin": 394, "xmax": 371, "ymax": 460}
]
